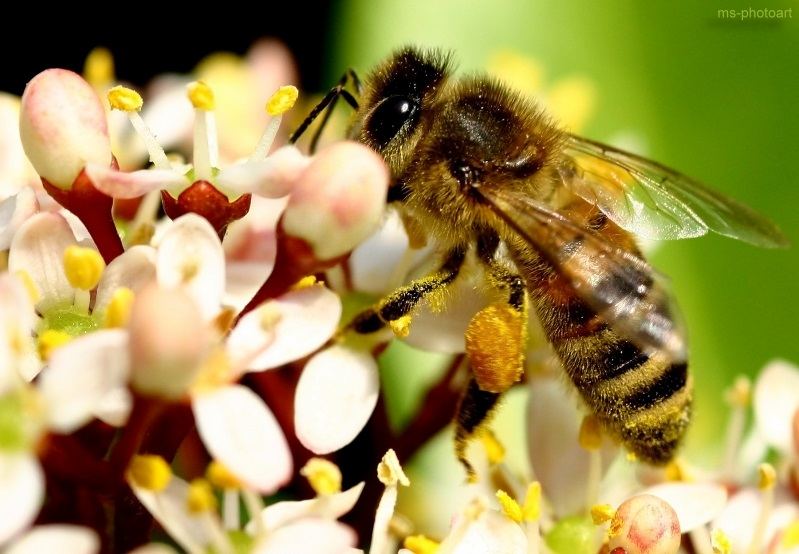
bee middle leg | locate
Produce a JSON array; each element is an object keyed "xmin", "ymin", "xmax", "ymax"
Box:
[{"xmin": 454, "ymin": 231, "xmax": 529, "ymax": 479}]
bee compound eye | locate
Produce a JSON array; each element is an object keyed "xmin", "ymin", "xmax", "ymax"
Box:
[{"xmin": 368, "ymin": 95, "xmax": 419, "ymax": 148}]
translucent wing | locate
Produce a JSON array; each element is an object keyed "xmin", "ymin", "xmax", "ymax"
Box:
[
  {"xmin": 475, "ymin": 184, "xmax": 686, "ymax": 362},
  {"xmin": 559, "ymin": 134, "xmax": 788, "ymax": 247}
]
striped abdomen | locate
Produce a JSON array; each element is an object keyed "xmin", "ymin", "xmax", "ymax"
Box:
[{"xmin": 515, "ymin": 246, "xmax": 693, "ymax": 464}]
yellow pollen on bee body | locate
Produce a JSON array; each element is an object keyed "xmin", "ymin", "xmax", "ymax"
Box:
[
  {"xmin": 206, "ymin": 460, "xmax": 242, "ymax": 490},
  {"xmin": 389, "ymin": 315, "xmax": 412, "ymax": 338},
  {"xmin": 266, "ymin": 85, "xmax": 299, "ymax": 116},
  {"xmin": 300, "ymin": 458, "xmax": 342, "ymax": 496},
  {"xmin": 187, "ymin": 81, "xmax": 215, "ymax": 111},
  {"xmin": 464, "ymin": 303, "xmax": 526, "ymax": 393},
  {"xmin": 63, "ymin": 245, "xmax": 105, "ymax": 291},
  {"xmin": 127, "ymin": 454, "xmax": 172, "ymax": 492},
  {"xmin": 495, "ymin": 489, "xmax": 523, "ymax": 523},
  {"xmin": 37, "ymin": 329, "xmax": 72, "ymax": 361},
  {"xmin": 403, "ymin": 534, "xmax": 440, "ymax": 554},
  {"xmin": 108, "ymin": 85, "xmax": 143, "ymax": 112}
]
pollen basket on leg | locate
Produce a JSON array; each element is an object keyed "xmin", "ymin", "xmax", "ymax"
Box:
[{"xmin": 465, "ymin": 303, "xmax": 526, "ymax": 393}]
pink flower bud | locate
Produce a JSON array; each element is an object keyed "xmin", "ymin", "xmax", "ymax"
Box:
[
  {"xmin": 20, "ymin": 69, "xmax": 111, "ymax": 189},
  {"xmin": 608, "ymin": 494, "xmax": 681, "ymax": 554},
  {"xmin": 129, "ymin": 284, "xmax": 208, "ymax": 399},
  {"xmin": 281, "ymin": 142, "xmax": 388, "ymax": 261}
]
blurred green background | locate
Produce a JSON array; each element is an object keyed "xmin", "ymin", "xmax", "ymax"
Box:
[{"xmin": 327, "ymin": 0, "xmax": 799, "ymax": 461}]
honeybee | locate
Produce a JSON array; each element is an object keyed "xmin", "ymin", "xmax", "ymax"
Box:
[{"xmin": 291, "ymin": 47, "xmax": 787, "ymax": 475}]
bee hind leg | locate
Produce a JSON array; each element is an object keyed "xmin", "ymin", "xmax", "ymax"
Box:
[{"xmin": 454, "ymin": 377, "xmax": 502, "ymax": 482}]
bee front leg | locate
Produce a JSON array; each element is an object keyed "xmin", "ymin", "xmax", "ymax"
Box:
[{"xmin": 348, "ymin": 246, "xmax": 467, "ymax": 335}]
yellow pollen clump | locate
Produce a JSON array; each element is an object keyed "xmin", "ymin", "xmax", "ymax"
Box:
[
  {"xmin": 187, "ymin": 478, "xmax": 217, "ymax": 514},
  {"xmin": 711, "ymin": 528, "xmax": 732, "ymax": 554},
  {"xmin": 187, "ymin": 81, "xmax": 215, "ymax": 111},
  {"xmin": 495, "ymin": 489, "xmax": 523, "ymax": 523},
  {"xmin": 300, "ymin": 458, "xmax": 342, "ymax": 496},
  {"xmin": 266, "ymin": 85, "xmax": 299, "ymax": 116},
  {"xmin": 578, "ymin": 414, "xmax": 603, "ymax": 451},
  {"xmin": 464, "ymin": 303, "xmax": 525, "ymax": 393},
  {"xmin": 389, "ymin": 315, "xmax": 412, "ymax": 338},
  {"xmin": 127, "ymin": 454, "xmax": 172, "ymax": 492},
  {"xmin": 479, "ymin": 429, "xmax": 505, "ymax": 465},
  {"xmin": 522, "ymin": 482, "xmax": 542, "ymax": 522},
  {"xmin": 37, "ymin": 329, "xmax": 72, "ymax": 361},
  {"xmin": 758, "ymin": 463, "xmax": 777, "ymax": 490},
  {"xmin": 84, "ymin": 47, "xmax": 114, "ymax": 88},
  {"xmin": 206, "ymin": 461, "xmax": 241, "ymax": 490},
  {"xmin": 14, "ymin": 270, "xmax": 40, "ymax": 304},
  {"xmin": 108, "ymin": 86, "xmax": 143, "ymax": 112},
  {"xmin": 591, "ymin": 503, "xmax": 616, "ymax": 525},
  {"xmin": 104, "ymin": 287, "xmax": 134, "ymax": 328},
  {"xmin": 63, "ymin": 245, "xmax": 105, "ymax": 291},
  {"xmin": 377, "ymin": 449, "xmax": 409, "ymax": 487},
  {"xmin": 404, "ymin": 534, "xmax": 440, "ymax": 554}
]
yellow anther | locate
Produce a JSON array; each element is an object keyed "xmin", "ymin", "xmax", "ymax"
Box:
[
  {"xmin": 465, "ymin": 303, "xmax": 525, "ymax": 393},
  {"xmin": 213, "ymin": 306, "xmax": 237, "ymax": 335},
  {"xmin": 495, "ymin": 489, "xmax": 523, "ymax": 523},
  {"xmin": 780, "ymin": 520, "xmax": 799, "ymax": 548},
  {"xmin": 522, "ymin": 482, "xmax": 542, "ymax": 522},
  {"xmin": 403, "ymin": 534, "xmax": 440, "ymax": 554},
  {"xmin": 108, "ymin": 85, "xmax": 143, "ymax": 112},
  {"xmin": 104, "ymin": 287, "xmax": 134, "ymax": 328},
  {"xmin": 578, "ymin": 414, "xmax": 602, "ymax": 451},
  {"xmin": 266, "ymin": 85, "xmax": 299, "ymax": 116},
  {"xmin": 37, "ymin": 329, "xmax": 72, "ymax": 361},
  {"xmin": 377, "ymin": 448, "xmax": 409, "ymax": 487},
  {"xmin": 626, "ymin": 451, "xmax": 638, "ymax": 462},
  {"xmin": 758, "ymin": 463, "xmax": 776, "ymax": 490},
  {"xmin": 187, "ymin": 478, "xmax": 217, "ymax": 514},
  {"xmin": 291, "ymin": 275, "xmax": 318, "ymax": 290},
  {"xmin": 127, "ymin": 454, "xmax": 172, "ymax": 492},
  {"xmin": 187, "ymin": 81, "xmax": 215, "ymax": 111},
  {"xmin": 206, "ymin": 460, "xmax": 242, "ymax": 490},
  {"xmin": 591, "ymin": 503, "xmax": 615, "ymax": 525},
  {"xmin": 300, "ymin": 458, "xmax": 342, "ymax": 496},
  {"xmin": 192, "ymin": 348, "xmax": 232, "ymax": 393},
  {"xmin": 14, "ymin": 271, "xmax": 40, "ymax": 304},
  {"xmin": 665, "ymin": 458, "xmax": 692, "ymax": 482},
  {"xmin": 258, "ymin": 302, "xmax": 283, "ymax": 331},
  {"xmin": 479, "ymin": 429, "xmax": 505, "ymax": 465},
  {"xmin": 84, "ymin": 47, "xmax": 114, "ymax": 87},
  {"xmin": 63, "ymin": 245, "xmax": 105, "ymax": 291},
  {"xmin": 711, "ymin": 528, "xmax": 732, "ymax": 554},
  {"xmin": 724, "ymin": 375, "xmax": 751, "ymax": 408},
  {"xmin": 389, "ymin": 315, "xmax": 412, "ymax": 338}
]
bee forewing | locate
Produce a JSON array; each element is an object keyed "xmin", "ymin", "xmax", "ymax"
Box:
[
  {"xmin": 561, "ymin": 135, "xmax": 789, "ymax": 248},
  {"xmin": 478, "ymin": 186, "xmax": 687, "ymax": 363}
]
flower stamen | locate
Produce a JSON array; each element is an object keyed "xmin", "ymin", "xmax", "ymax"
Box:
[
  {"xmin": 108, "ymin": 86, "xmax": 171, "ymax": 170},
  {"xmin": 187, "ymin": 81, "xmax": 217, "ymax": 181},
  {"xmin": 127, "ymin": 454, "xmax": 172, "ymax": 492},
  {"xmin": 250, "ymin": 85, "xmax": 299, "ymax": 162},
  {"xmin": 37, "ymin": 329, "xmax": 72, "ymax": 361},
  {"xmin": 300, "ymin": 457, "xmax": 342, "ymax": 496},
  {"xmin": 746, "ymin": 463, "xmax": 776, "ymax": 554},
  {"xmin": 496, "ymin": 489, "xmax": 523, "ymax": 523},
  {"xmin": 104, "ymin": 287, "xmax": 134, "ymax": 328},
  {"xmin": 404, "ymin": 534, "xmax": 440, "ymax": 554}
]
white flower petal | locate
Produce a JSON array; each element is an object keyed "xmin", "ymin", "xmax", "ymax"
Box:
[
  {"xmin": 228, "ymin": 285, "xmax": 341, "ymax": 372},
  {"xmin": 753, "ymin": 359, "xmax": 799, "ymax": 453},
  {"xmin": 217, "ymin": 146, "xmax": 310, "ymax": 197},
  {"xmin": 250, "ymin": 482, "xmax": 365, "ymax": 533},
  {"xmin": 252, "ymin": 518, "xmax": 356, "ymax": 554},
  {"xmin": 130, "ymin": 475, "xmax": 212, "ymax": 553},
  {"xmin": 156, "ymin": 214, "xmax": 225, "ymax": 320},
  {"xmin": 526, "ymin": 375, "xmax": 618, "ymax": 517},
  {"xmin": 0, "ymin": 187, "xmax": 38, "ymax": 250},
  {"xmin": 0, "ymin": 94, "xmax": 37, "ymax": 198},
  {"xmin": 713, "ymin": 488, "xmax": 799, "ymax": 554},
  {"xmin": 224, "ymin": 261, "xmax": 274, "ymax": 312},
  {"xmin": 8, "ymin": 212, "xmax": 77, "ymax": 310},
  {"xmin": 0, "ymin": 453, "xmax": 44, "ymax": 544},
  {"xmin": 295, "ymin": 346, "xmax": 379, "ymax": 454},
  {"xmin": 94, "ymin": 386, "xmax": 133, "ymax": 427},
  {"xmin": 86, "ymin": 164, "xmax": 189, "ymax": 199},
  {"xmin": 641, "ymin": 482, "xmax": 727, "ymax": 532},
  {"xmin": 193, "ymin": 385, "xmax": 292, "ymax": 493},
  {"xmin": 20, "ymin": 69, "xmax": 111, "ymax": 188},
  {"xmin": 5, "ymin": 525, "xmax": 99, "ymax": 554},
  {"xmin": 448, "ymin": 510, "xmax": 527, "ymax": 554},
  {"xmin": 40, "ymin": 330, "xmax": 130, "ymax": 433},
  {"xmin": 94, "ymin": 245, "xmax": 157, "ymax": 315}
]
